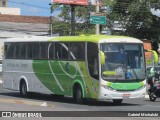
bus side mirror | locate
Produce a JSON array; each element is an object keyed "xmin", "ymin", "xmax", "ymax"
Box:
[
  {"xmin": 148, "ymin": 50, "xmax": 159, "ymax": 63},
  {"xmin": 100, "ymin": 51, "xmax": 105, "ymax": 65}
]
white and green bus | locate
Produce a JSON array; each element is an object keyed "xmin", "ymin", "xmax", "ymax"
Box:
[{"xmin": 2, "ymin": 35, "xmax": 147, "ymax": 104}]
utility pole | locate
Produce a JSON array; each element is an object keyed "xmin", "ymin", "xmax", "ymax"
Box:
[
  {"xmin": 49, "ymin": 3, "xmax": 52, "ymax": 36},
  {"xmin": 50, "ymin": 15, "xmax": 53, "ymax": 36},
  {"xmin": 96, "ymin": 0, "xmax": 100, "ymax": 35},
  {"xmin": 71, "ymin": 5, "xmax": 76, "ymax": 36}
]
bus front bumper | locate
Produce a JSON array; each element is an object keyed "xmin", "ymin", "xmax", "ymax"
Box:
[{"xmin": 98, "ymin": 86, "xmax": 146, "ymax": 100}]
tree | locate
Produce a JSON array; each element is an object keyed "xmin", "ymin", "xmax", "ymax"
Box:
[
  {"xmin": 51, "ymin": 4, "xmax": 95, "ymax": 36},
  {"xmin": 50, "ymin": 0, "xmax": 160, "ymax": 47},
  {"xmin": 108, "ymin": 0, "xmax": 160, "ymax": 42}
]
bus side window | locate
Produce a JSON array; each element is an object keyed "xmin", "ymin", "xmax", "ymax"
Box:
[
  {"xmin": 4, "ymin": 44, "xmax": 9, "ymax": 58},
  {"xmin": 27, "ymin": 43, "xmax": 33, "ymax": 59},
  {"xmin": 70, "ymin": 42, "xmax": 85, "ymax": 60},
  {"xmin": 32, "ymin": 43, "xmax": 40, "ymax": 59},
  {"xmin": 15, "ymin": 43, "xmax": 21, "ymax": 58},
  {"xmin": 40, "ymin": 42, "xmax": 49, "ymax": 59},
  {"xmin": 70, "ymin": 43, "xmax": 78, "ymax": 60},
  {"xmin": 55, "ymin": 43, "xmax": 61, "ymax": 59},
  {"xmin": 55, "ymin": 42, "xmax": 69, "ymax": 60},
  {"xmin": 77, "ymin": 43, "xmax": 85, "ymax": 59},
  {"xmin": 49, "ymin": 43, "xmax": 54, "ymax": 59},
  {"xmin": 21, "ymin": 43, "xmax": 27, "ymax": 59},
  {"xmin": 5, "ymin": 43, "xmax": 15, "ymax": 59}
]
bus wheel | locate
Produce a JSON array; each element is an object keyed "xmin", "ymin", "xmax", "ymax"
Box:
[
  {"xmin": 20, "ymin": 81, "xmax": 28, "ymax": 97},
  {"xmin": 73, "ymin": 85, "xmax": 83, "ymax": 104},
  {"xmin": 113, "ymin": 99, "xmax": 123, "ymax": 105}
]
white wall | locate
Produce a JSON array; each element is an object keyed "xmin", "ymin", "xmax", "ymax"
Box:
[{"xmin": 0, "ymin": 7, "xmax": 20, "ymax": 15}]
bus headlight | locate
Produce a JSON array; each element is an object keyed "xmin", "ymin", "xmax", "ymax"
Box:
[{"xmin": 101, "ymin": 85, "xmax": 116, "ymax": 92}]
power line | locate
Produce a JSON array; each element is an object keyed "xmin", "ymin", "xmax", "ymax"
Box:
[{"xmin": 8, "ymin": 0, "xmax": 49, "ymax": 10}]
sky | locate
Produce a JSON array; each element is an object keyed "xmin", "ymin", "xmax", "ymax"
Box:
[
  {"xmin": 8, "ymin": 0, "xmax": 160, "ymax": 17},
  {"xmin": 151, "ymin": 9, "xmax": 160, "ymax": 17},
  {"xmin": 8, "ymin": 0, "xmax": 51, "ymax": 16}
]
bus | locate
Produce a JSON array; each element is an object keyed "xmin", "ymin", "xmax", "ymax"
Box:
[{"xmin": 2, "ymin": 35, "xmax": 148, "ymax": 104}]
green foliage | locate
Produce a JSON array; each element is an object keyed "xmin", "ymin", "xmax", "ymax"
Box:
[
  {"xmin": 51, "ymin": 4, "xmax": 95, "ymax": 36},
  {"xmin": 51, "ymin": 0, "xmax": 160, "ymax": 44},
  {"xmin": 101, "ymin": 0, "xmax": 160, "ymax": 55}
]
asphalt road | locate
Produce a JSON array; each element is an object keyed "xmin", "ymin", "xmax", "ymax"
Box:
[{"xmin": 0, "ymin": 75, "xmax": 160, "ymax": 119}]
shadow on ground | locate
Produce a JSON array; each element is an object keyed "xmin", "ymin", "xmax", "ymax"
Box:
[{"xmin": 0, "ymin": 91, "xmax": 141, "ymax": 107}]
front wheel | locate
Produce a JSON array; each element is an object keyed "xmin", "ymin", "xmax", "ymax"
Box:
[{"xmin": 73, "ymin": 85, "xmax": 83, "ymax": 104}]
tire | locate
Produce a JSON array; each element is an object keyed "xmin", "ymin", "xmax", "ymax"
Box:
[
  {"xmin": 73, "ymin": 85, "xmax": 83, "ymax": 104},
  {"xmin": 149, "ymin": 92, "xmax": 156, "ymax": 101},
  {"xmin": 20, "ymin": 81, "xmax": 29, "ymax": 97},
  {"xmin": 113, "ymin": 99, "xmax": 123, "ymax": 105}
]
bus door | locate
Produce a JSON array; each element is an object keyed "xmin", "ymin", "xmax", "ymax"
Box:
[{"xmin": 87, "ymin": 42, "xmax": 99, "ymax": 99}]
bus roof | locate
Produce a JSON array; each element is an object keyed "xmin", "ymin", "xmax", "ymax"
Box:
[
  {"xmin": 4, "ymin": 35, "xmax": 142, "ymax": 44},
  {"xmin": 50, "ymin": 35, "xmax": 143, "ymax": 43},
  {"xmin": 4, "ymin": 36, "xmax": 54, "ymax": 42}
]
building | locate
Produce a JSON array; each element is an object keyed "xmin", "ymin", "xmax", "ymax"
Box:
[
  {"xmin": 0, "ymin": 14, "xmax": 50, "ymax": 36},
  {"xmin": 0, "ymin": 0, "xmax": 20, "ymax": 15},
  {"xmin": 0, "ymin": 7, "xmax": 20, "ymax": 15},
  {"xmin": 0, "ymin": 14, "xmax": 52, "ymax": 59},
  {"xmin": 0, "ymin": 0, "xmax": 60, "ymax": 60},
  {"xmin": 0, "ymin": 0, "xmax": 8, "ymax": 7},
  {"xmin": 141, "ymin": 39, "xmax": 152, "ymax": 60}
]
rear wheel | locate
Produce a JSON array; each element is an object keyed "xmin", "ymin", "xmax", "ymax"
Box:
[
  {"xmin": 20, "ymin": 81, "xmax": 29, "ymax": 97},
  {"xmin": 73, "ymin": 85, "xmax": 83, "ymax": 104}
]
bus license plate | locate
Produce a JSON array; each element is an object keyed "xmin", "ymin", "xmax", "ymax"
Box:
[{"xmin": 123, "ymin": 94, "xmax": 130, "ymax": 98}]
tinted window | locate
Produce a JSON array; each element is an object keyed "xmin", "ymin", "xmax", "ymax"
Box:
[
  {"xmin": 5, "ymin": 43, "xmax": 15, "ymax": 59},
  {"xmin": 49, "ymin": 43, "xmax": 54, "ymax": 59},
  {"xmin": 70, "ymin": 42, "xmax": 85, "ymax": 60},
  {"xmin": 40, "ymin": 42, "xmax": 49, "ymax": 59},
  {"xmin": 21, "ymin": 43, "xmax": 27, "ymax": 58},
  {"xmin": 15, "ymin": 43, "xmax": 21, "ymax": 58},
  {"xmin": 27, "ymin": 43, "xmax": 33, "ymax": 59},
  {"xmin": 55, "ymin": 43, "xmax": 69, "ymax": 60},
  {"xmin": 32, "ymin": 43, "xmax": 40, "ymax": 59}
]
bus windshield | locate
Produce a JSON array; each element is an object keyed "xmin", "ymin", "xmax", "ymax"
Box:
[{"xmin": 101, "ymin": 43, "xmax": 146, "ymax": 81}]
